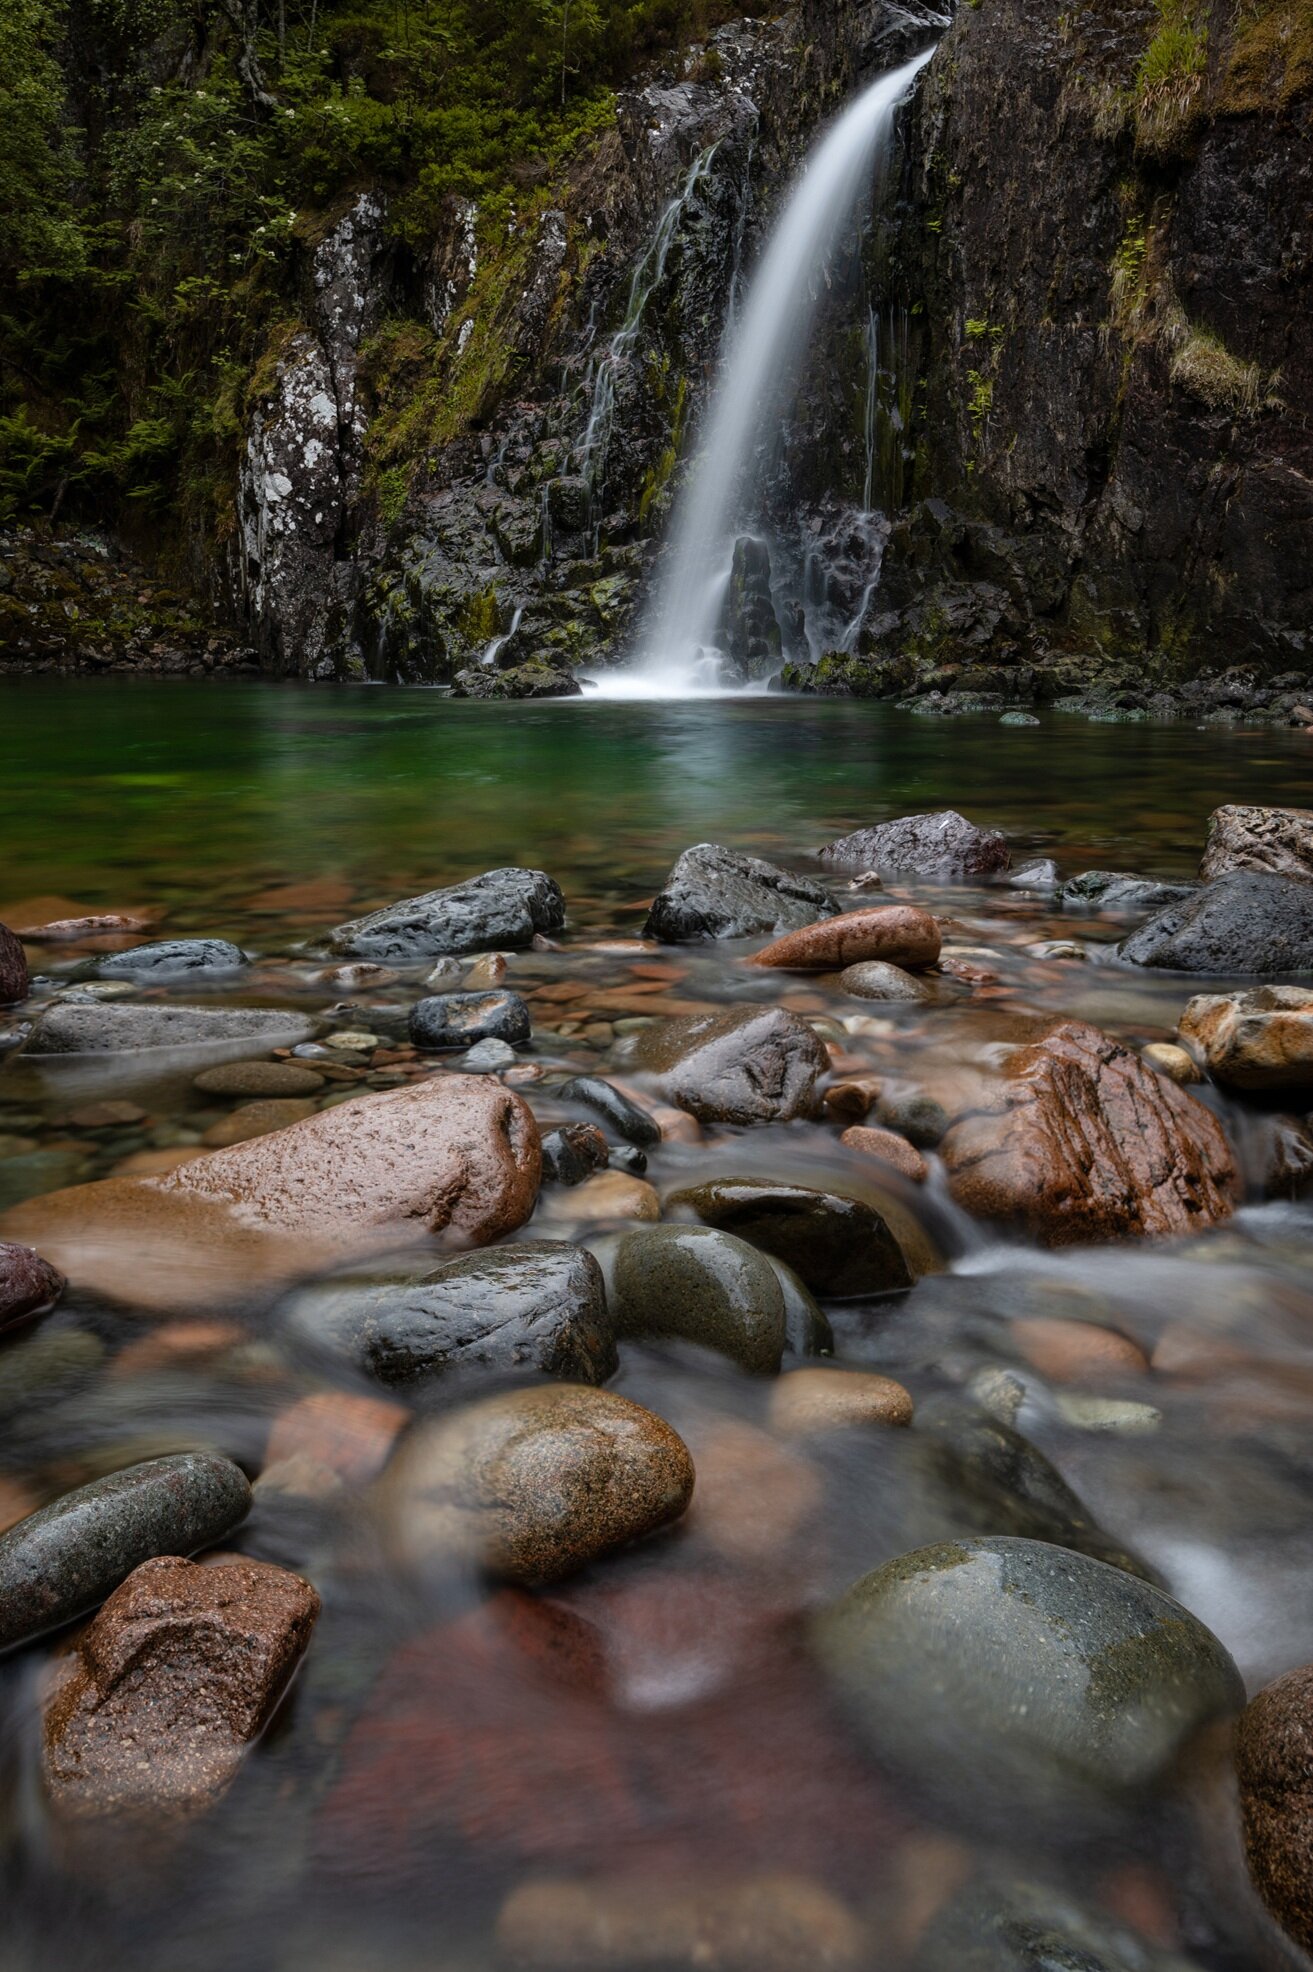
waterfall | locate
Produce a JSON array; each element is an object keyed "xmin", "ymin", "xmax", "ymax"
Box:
[
  {"xmin": 602, "ymin": 47, "xmax": 936, "ymax": 698},
  {"xmin": 578, "ymin": 144, "xmax": 720, "ymax": 519}
]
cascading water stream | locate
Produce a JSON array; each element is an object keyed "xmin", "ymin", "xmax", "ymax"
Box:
[{"xmin": 590, "ymin": 46, "xmax": 936, "ymax": 699}]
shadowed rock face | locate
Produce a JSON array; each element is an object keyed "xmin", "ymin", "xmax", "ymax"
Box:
[
  {"xmin": 645, "ymin": 844, "xmax": 838, "ymax": 944},
  {"xmin": 939, "ymin": 1019, "xmax": 1239, "ymax": 1244},
  {"xmin": 876, "ymin": 0, "xmax": 1313, "ymax": 685},
  {"xmin": 1117, "ymin": 872, "xmax": 1313, "ymax": 974},
  {"xmin": 665, "ymin": 1178, "xmax": 912, "ymax": 1298},
  {"xmin": 0, "ymin": 924, "xmax": 27, "ymax": 1005},
  {"xmin": 0, "ymin": 1075, "xmax": 542, "ymax": 1311},
  {"xmin": 613, "ymin": 1006, "xmax": 829, "ymax": 1124},
  {"xmin": 43, "ymin": 1555, "xmax": 320, "ymax": 1819},
  {"xmin": 282, "ymin": 1240, "xmax": 616, "ymax": 1387}
]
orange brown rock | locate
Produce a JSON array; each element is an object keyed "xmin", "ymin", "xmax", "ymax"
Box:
[
  {"xmin": 840, "ymin": 1124, "xmax": 928, "ymax": 1182},
  {"xmin": 749, "ymin": 907, "xmax": 941, "ymax": 973},
  {"xmin": 1, "ymin": 1075, "xmax": 541, "ymax": 1312},
  {"xmin": 1010, "ymin": 1317, "xmax": 1150, "ymax": 1383},
  {"xmin": 43, "ymin": 1555, "xmax": 319, "ymax": 1821}
]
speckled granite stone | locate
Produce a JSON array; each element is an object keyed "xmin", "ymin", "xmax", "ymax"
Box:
[{"xmin": 0, "ymin": 1452, "xmax": 252, "ymax": 1651}]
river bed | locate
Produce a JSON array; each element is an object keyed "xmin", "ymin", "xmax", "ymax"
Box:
[{"xmin": 1, "ymin": 683, "xmax": 1311, "ymax": 1971}]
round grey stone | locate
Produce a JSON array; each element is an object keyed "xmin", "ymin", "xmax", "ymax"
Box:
[
  {"xmin": 815, "ymin": 1535, "xmax": 1243, "ymax": 1821},
  {"xmin": 612, "ymin": 1223, "xmax": 787, "ymax": 1373}
]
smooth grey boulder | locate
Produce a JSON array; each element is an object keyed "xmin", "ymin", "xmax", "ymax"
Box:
[
  {"xmin": 819, "ymin": 810, "xmax": 1010, "ymax": 877},
  {"xmin": 329, "ymin": 867, "xmax": 565, "ymax": 960},
  {"xmin": 95, "ymin": 938, "xmax": 247, "ymax": 980},
  {"xmin": 613, "ymin": 1005, "xmax": 828, "ymax": 1125},
  {"xmin": 409, "ymin": 990, "xmax": 531, "ymax": 1050},
  {"xmin": 0, "ymin": 1452, "xmax": 252, "ymax": 1651},
  {"xmin": 554, "ymin": 1075, "xmax": 662, "ymax": 1147},
  {"xmin": 1006, "ymin": 860, "xmax": 1061, "ymax": 891},
  {"xmin": 612, "ymin": 1224, "xmax": 787, "ymax": 1373},
  {"xmin": 644, "ymin": 843, "xmax": 837, "ymax": 943},
  {"xmin": 22, "ymin": 1002, "xmax": 316, "ymax": 1057},
  {"xmin": 815, "ymin": 1535, "xmax": 1243, "ymax": 1821},
  {"xmin": 282, "ymin": 1241, "xmax": 616, "ymax": 1386},
  {"xmin": 1118, "ymin": 872, "xmax": 1313, "ymax": 974},
  {"xmin": 1061, "ymin": 871, "xmax": 1196, "ymax": 914}
]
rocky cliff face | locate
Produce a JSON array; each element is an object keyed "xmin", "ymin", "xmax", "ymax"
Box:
[
  {"xmin": 829, "ymin": 0, "xmax": 1312, "ymax": 706},
  {"xmin": 224, "ymin": 0, "xmax": 944, "ymax": 684}
]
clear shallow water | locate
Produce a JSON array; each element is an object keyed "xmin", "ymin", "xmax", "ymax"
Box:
[
  {"xmin": 1, "ymin": 680, "xmax": 1312, "ymax": 1972},
  {"xmin": 3, "ymin": 681, "xmax": 1311, "ymax": 912}
]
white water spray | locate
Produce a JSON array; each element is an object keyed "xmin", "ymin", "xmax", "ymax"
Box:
[{"xmin": 591, "ymin": 47, "xmax": 935, "ymax": 699}]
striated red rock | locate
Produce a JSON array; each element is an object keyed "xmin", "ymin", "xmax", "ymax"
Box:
[
  {"xmin": 749, "ymin": 906, "xmax": 941, "ymax": 973},
  {"xmin": 1236, "ymin": 1663, "xmax": 1313, "ymax": 1955},
  {"xmin": 43, "ymin": 1555, "xmax": 319, "ymax": 1820},
  {"xmin": 0, "ymin": 1241, "xmax": 65, "ymax": 1331},
  {"xmin": 939, "ymin": 1020, "xmax": 1239, "ymax": 1245},
  {"xmin": 0, "ymin": 923, "xmax": 28, "ymax": 1005},
  {"xmin": 317, "ymin": 1584, "xmax": 901, "ymax": 1888},
  {"xmin": 1, "ymin": 1074, "xmax": 541, "ymax": 1311}
]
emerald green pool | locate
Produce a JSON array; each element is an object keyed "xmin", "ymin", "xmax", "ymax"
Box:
[{"xmin": 4, "ymin": 680, "xmax": 1310, "ymax": 919}]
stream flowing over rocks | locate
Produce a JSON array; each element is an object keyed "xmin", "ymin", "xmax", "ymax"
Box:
[{"xmin": 3, "ymin": 770, "xmax": 1313, "ymax": 1969}]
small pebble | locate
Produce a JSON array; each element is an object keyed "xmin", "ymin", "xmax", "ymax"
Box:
[
  {"xmin": 464, "ymin": 1037, "xmax": 518, "ymax": 1071},
  {"xmin": 1142, "ymin": 1041, "xmax": 1201, "ymax": 1083}
]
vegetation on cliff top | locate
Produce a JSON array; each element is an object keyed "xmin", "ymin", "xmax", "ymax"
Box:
[{"xmin": 0, "ymin": 0, "xmax": 762, "ymax": 538}]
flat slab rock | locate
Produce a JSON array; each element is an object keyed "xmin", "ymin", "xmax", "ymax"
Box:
[
  {"xmin": 329, "ymin": 867, "xmax": 565, "ymax": 960},
  {"xmin": 613, "ymin": 1006, "xmax": 829, "ymax": 1125},
  {"xmin": 644, "ymin": 844, "xmax": 838, "ymax": 943},
  {"xmin": 0, "ymin": 1453, "xmax": 251, "ymax": 1652},
  {"xmin": 1201, "ymin": 803, "xmax": 1313, "ymax": 883},
  {"xmin": 96, "ymin": 937, "xmax": 246, "ymax": 980},
  {"xmin": 21, "ymin": 1001, "xmax": 317, "ymax": 1058},
  {"xmin": 44, "ymin": 1555, "xmax": 319, "ymax": 1819},
  {"xmin": 818, "ymin": 810, "xmax": 1011, "ymax": 877},
  {"xmin": 1117, "ymin": 872, "xmax": 1313, "ymax": 974},
  {"xmin": 0, "ymin": 1074, "xmax": 541, "ymax": 1311},
  {"xmin": 939, "ymin": 1018, "xmax": 1239, "ymax": 1244}
]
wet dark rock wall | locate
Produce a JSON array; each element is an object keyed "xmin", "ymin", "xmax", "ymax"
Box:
[{"xmin": 866, "ymin": 0, "xmax": 1313, "ymax": 695}]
